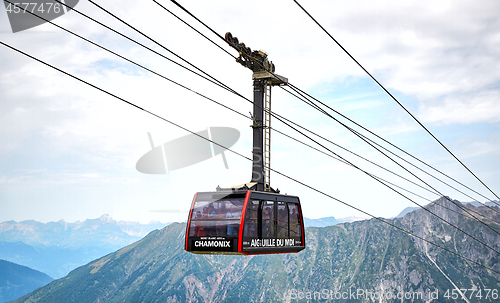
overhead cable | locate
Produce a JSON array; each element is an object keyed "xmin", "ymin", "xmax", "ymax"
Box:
[
  {"xmin": 156, "ymin": 0, "xmax": 500, "ymax": 239},
  {"xmin": 288, "ymin": 84, "xmax": 500, "ymax": 214},
  {"xmin": 2, "ymin": 38, "xmax": 498, "ymax": 275},
  {"xmin": 286, "ymin": 83, "xmax": 500, "ymax": 235},
  {"xmin": 163, "ymin": 0, "xmax": 499, "ymax": 211},
  {"xmin": 86, "ymin": 0, "xmax": 242, "ymax": 99},
  {"xmin": 152, "ymin": 0, "xmax": 236, "ymax": 59},
  {"xmin": 30, "ymin": 0, "xmax": 438, "ymax": 207},
  {"xmin": 49, "ymin": 0, "xmax": 232, "ymax": 95},
  {"xmin": 9, "ymin": 1, "xmax": 435, "ymax": 211},
  {"xmin": 153, "ymin": 0, "xmax": 500, "ymax": 243},
  {"xmin": 292, "ymin": 0, "xmax": 500, "ymax": 203}
]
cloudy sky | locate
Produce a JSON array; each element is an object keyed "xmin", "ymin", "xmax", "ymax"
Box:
[{"xmin": 0, "ymin": 0, "xmax": 499, "ymax": 224}]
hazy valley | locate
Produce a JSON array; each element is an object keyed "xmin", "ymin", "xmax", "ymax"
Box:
[{"xmin": 5, "ymin": 197, "xmax": 500, "ymax": 302}]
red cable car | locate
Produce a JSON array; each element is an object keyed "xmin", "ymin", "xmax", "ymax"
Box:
[
  {"xmin": 185, "ymin": 186, "xmax": 305, "ymax": 255},
  {"xmin": 185, "ymin": 32, "xmax": 306, "ymax": 255}
]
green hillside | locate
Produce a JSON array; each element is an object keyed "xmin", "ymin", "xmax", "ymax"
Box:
[
  {"xmin": 0, "ymin": 260, "xmax": 53, "ymax": 303},
  {"xmin": 12, "ymin": 197, "xmax": 500, "ymax": 302}
]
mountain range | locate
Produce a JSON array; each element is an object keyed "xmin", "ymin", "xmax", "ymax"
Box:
[
  {"xmin": 393, "ymin": 201, "xmax": 500, "ymax": 219},
  {"xmin": 0, "ymin": 215, "xmax": 167, "ymax": 278},
  {"xmin": 304, "ymin": 216, "xmax": 368, "ymax": 227},
  {"xmin": 11, "ymin": 197, "xmax": 500, "ymax": 302},
  {"xmin": 0, "ymin": 260, "xmax": 53, "ymax": 303},
  {"xmin": 0, "ymin": 212, "xmax": 368, "ymax": 279}
]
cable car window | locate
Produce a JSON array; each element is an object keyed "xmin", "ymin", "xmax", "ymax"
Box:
[
  {"xmin": 191, "ymin": 201, "xmax": 210, "ymax": 220},
  {"xmin": 224, "ymin": 200, "xmax": 243, "ymax": 219},
  {"xmin": 243, "ymin": 200, "xmax": 259, "ymax": 237},
  {"xmin": 262, "ymin": 201, "xmax": 275, "ymax": 238},
  {"xmin": 288, "ymin": 203, "xmax": 302, "ymax": 238},
  {"xmin": 224, "ymin": 202, "xmax": 241, "ymax": 236},
  {"xmin": 191, "ymin": 199, "xmax": 243, "ymax": 221},
  {"xmin": 277, "ymin": 202, "xmax": 288, "ymax": 238},
  {"xmin": 187, "ymin": 191, "xmax": 304, "ymax": 255}
]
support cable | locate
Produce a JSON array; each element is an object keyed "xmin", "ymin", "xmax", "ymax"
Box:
[
  {"xmin": 27, "ymin": 0, "xmax": 499, "ymax": 248},
  {"xmin": 431, "ymin": 199, "xmax": 500, "ymax": 226},
  {"xmin": 49, "ymin": 0, "xmax": 233, "ymax": 96},
  {"xmin": 86, "ymin": 0, "xmax": 243, "ymax": 100},
  {"xmin": 2, "ymin": 38, "xmax": 498, "ymax": 275},
  {"xmin": 59, "ymin": 0, "xmax": 271, "ymax": 123},
  {"xmin": 285, "ymin": 83, "xmax": 500, "ymax": 235},
  {"xmin": 18, "ymin": 0, "xmax": 439, "ymax": 206},
  {"xmin": 287, "ymin": 83, "xmax": 500, "ymax": 213},
  {"xmin": 281, "ymin": 87, "xmax": 500, "ymax": 224},
  {"xmin": 272, "ymin": 128, "xmax": 435, "ymax": 202},
  {"xmin": 280, "ymin": 87, "xmax": 440, "ymax": 196},
  {"xmin": 270, "ymin": 96, "xmax": 500, "ymax": 246},
  {"xmin": 157, "ymin": 0, "xmax": 500, "ymax": 237},
  {"xmin": 152, "ymin": 0, "xmax": 236, "ymax": 59},
  {"xmin": 163, "ymin": 0, "xmax": 500, "ymax": 211},
  {"xmin": 167, "ymin": 0, "xmax": 227, "ymax": 42},
  {"xmin": 281, "ymin": 85, "xmax": 500, "ymax": 224},
  {"xmin": 7, "ymin": 1, "xmax": 437, "ymax": 210},
  {"xmin": 292, "ymin": 0, "xmax": 500, "ymax": 203}
]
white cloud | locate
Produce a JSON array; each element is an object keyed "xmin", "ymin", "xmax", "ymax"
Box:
[
  {"xmin": 421, "ymin": 90, "xmax": 500, "ymax": 125},
  {"xmin": 292, "ymin": 0, "xmax": 500, "ymax": 125},
  {"xmin": 0, "ymin": 0, "xmax": 499, "ymax": 223}
]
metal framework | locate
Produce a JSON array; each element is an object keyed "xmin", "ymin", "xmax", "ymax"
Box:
[
  {"xmin": 225, "ymin": 32, "xmax": 287, "ymax": 192},
  {"xmin": 263, "ymin": 81, "xmax": 271, "ymax": 191}
]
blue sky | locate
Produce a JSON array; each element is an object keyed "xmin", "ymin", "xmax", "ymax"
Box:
[{"xmin": 0, "ymin": 0, "xmax": 499, "ymax": 223}]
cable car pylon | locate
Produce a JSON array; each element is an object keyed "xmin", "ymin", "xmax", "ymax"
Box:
[
  {"xmin": 185, "ymin": 33, "xmax": 304, "ymax": 255},
  {"xmin": 224, "ymin": 32, "xmax": 288, "ymax": 192}
]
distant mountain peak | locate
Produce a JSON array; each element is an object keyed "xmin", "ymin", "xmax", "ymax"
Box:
[
  {"xmin": 15, "ymin": 203, "xmax": 500, "ymax": 303},
  {"xmin": 98, "ymin": 214, "xmax": 115, "ymax": 223}
]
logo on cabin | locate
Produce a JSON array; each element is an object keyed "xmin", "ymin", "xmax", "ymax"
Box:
[
  {"xmin": 136, "ymin": 127, "xmax": 240, "ymax": 174},
  {"xmin": 3, "ymin": 0, "xmax": 80, "ymax": 33}
]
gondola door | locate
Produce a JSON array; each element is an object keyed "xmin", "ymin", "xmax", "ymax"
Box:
[
  {"xmin": 240, "ymin": 196, "xmax": 305, "ymax": 254},
  {"xmin": 261, "ymin": 201, "xmax": 275, "ymax": 240}
]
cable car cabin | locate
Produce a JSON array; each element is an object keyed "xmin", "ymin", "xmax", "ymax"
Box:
[{"xmin": 185, "ymin": 190, "xmax": 305, "ymax": 255}]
